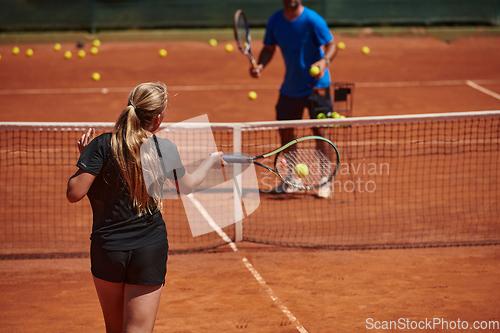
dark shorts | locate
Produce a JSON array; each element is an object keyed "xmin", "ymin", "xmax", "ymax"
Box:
[
  {"xmin": 276, "ymin": 88, "xmax": 333, "ymax": 121},
  {"xmin": 91, "ymin": 239, "xmax": 169, "ymax": 286}
]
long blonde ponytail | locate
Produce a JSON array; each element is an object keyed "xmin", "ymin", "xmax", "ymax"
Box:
[{"xmin": 111, "ymin": 82, "xmax": 168, "ymax": 215}]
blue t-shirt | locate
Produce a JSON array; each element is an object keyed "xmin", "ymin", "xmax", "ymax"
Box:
[{"xmin": 263, "ymin": 7, "xmax": 333, "ymax": 97}]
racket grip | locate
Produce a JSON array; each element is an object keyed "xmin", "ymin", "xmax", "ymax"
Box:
[{"xmin": 222, "ymin": 155, "xmax": 251, "ymax": 163}]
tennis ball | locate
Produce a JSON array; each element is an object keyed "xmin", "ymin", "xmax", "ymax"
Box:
[
  {"xmin": 54, "ymin": 43, "xmax": 62, "ymax": 51},
  {"xmin": 92, "ymin": 72, "xmax": 100, "ymax": 81},
  {"xmin": 12, "ymin": 47, "xmax": 20, "ymax": 55},
  {"xmin": 90, "ymin": 46, "xmax": 99, "ymax": 55},
  {"xmin": 78, "ymin": 50, "xmax": 86, "ymax": 58},
  {"xmin": 332, "ymin": 112, "xmax": 342, "ymax": 128},
  {"xmin": 337, "ymin": 41, "xmax": 346, "ymax": 50},
  {"xmin": 26, "ymin": 48, "xmax": 33, "ymax": 57},
  {"xmin": 317, "ymin": 113, "xmax": 327, "ymax": 119},
  {"xmin": 209, "ymin": 39, "xmax": 217, "ymax": 47},
  {"xmin": 248, "ymin": 91, "xmax": 257, "ymax": 100},
  {"xmin": 362, "ymin": 46, "xmax": 370, "ymax": 54},
  {"xmin": 159, "ymin": 49, "xmax": 167, "ymax": 57},
  {"xmin": 92, "ymin": 39, "xmax": 101, "ymax": 47},
  {"xmin": 294, "ymin": 164, "xmax": 309, "ymax": 178},
  {"xmin": 309, "ymin": 66, "xmax": 320, "ymax": 76},
  {"xmin": 339, "ymin": 115, "xmax": 350, "ymax": 127},
  {"xmin": 0, "ymin": 54, "xmax": 2, "ymax": 60},
  {"xmin": 64, "ymin": 51, "xmax": 72, "ymax": 59},
  {"xmin": 225, "ymin": 44, "xmax": 234, "ymax": 52}
]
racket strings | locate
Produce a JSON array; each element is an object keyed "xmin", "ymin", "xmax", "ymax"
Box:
[
  {"xmin": 277, "ymin": 148, "xmax": 336, "ymax": 188},
  {"xmin": 236, "ymin": 15, "xmax": 250, "ymax": 51}
]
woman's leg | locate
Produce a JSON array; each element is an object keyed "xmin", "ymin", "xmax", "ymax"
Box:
[
  {"xmin": 123, "ymin": 283, "xmax": 163, "ymax": 333},
  {"xmin": 93, "ymin": 276, "xmax": 125, "ymax": 333}
]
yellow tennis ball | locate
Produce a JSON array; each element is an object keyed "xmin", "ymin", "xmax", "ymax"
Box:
[
  {"xmin": 159, "ymin": 49, "xmax": 167, "ymax": 57},
  {"xmin": 64, "ymin": 51, "xmax": 72, "ymax": 59},
  {"xmin": 340, "ymin": 115, "xmax": 350, "ymax": 127},
  {"xmin": 225, "ymin": 44, "xmax": 234, "ymax": 52},
  {"xmin": 332, "ymin": 112, "xmax": 342, "ymax": 128},
  {"xmin": 92, "ymin": 39, "xmax": 101, "ymax": 47},
  {"xmin": 0, "ymin": 54, "xmax": 2, "ymax": 60},
  {"xmin": 317, "ymin": 113, "xmax": 327, "ymax": 119},
  {"xmin": 362, "ymin": 46, "xmax": 370, "ymax": 54},
  {"xmin": 337, "ymin": 41, "xmax": 346, "ymax": 50},
  {"xmin": 90, "ymin": 46, "xmax": 99, "ymax": 55},
  {"xmin": 54, "ymin": 43, "xmax": 62, "ymax": 51},
  {"xmin": 78, "ymin": 50, "xmax": 86, "ymax": 58},
  {"xmin": 12, "ymin": 47, "xmax": 20, "ymax": 55},
  {"xmin": 309, "ymin": 66, "xmax": 320, "ymax": 76},
  {"xmin": 26, "ymin": 48, "xmax": 33, "ymax": 57},
  {"xmin": 294, "ymin": 164, "xmax": 309, "ymax": 178},
  {"xmin": 92, "ymin": 72, "xmax": 100, "ymax": 81},
  {"xmin": 248, "ymin": 91, "xmax": 257, "ymax": 100},
  {"xmin": 339, "ymin": 114, "xmax": 346, "ymax": 126},
  {"xmin": 208, "ymin": 38, "xmax": 217, "ymax": 47}
]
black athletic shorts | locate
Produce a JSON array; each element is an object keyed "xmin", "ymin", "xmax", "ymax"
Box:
[
  {"xmin": 276, "ymin": 88, "xmax": 333, "ymax": 121},
  {"xmin": 91, "ymin": 239, "xmax": 169, "ymax": 286}
]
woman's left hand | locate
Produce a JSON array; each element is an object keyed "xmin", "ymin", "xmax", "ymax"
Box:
[{"xmin": 77, "ymin": 128, "xmax": 95, "ymax": 154}]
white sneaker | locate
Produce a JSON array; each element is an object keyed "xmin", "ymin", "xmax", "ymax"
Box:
[
  {"xmin": 285, "ymin": 184, "xmax": 301, "ymax": 193},
  {"xmin": 285, "ymin": 177, "xmax": 303, "ymax": 193},
  {"xmin": 261, "ymin": 177, "xmax": 304, "ymax": 194},
  {"xmin": 316, "ymin": 177, "xmax": 332, "ymax": 198}
]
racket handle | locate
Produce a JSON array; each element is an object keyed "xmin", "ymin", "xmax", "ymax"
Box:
[
  {"xmin": 222, "ymin": 155, "xmax": 251, "ymax": 163},
  {"xmin": 251, "ymin": 58, "xmax": 258, "ymax": 69}
]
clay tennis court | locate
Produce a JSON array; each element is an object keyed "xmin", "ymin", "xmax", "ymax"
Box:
[{"xmin": 1, "ymin": 32, "xmax": 499, "ymax": 332}]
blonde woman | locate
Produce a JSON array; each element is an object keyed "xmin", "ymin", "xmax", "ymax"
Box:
[{"xmin": 66, "ymin": 82, "xmax": 222, "ymax": 333}]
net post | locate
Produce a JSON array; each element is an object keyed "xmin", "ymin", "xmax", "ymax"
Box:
[{"xmin": 233, "ymin": 123, "xmax": 243, "ymax": 242}]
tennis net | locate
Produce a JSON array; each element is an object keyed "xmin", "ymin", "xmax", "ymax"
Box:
[{"xmin": 0, "ymin": 111, "xmax": 499, "ymax": 258}]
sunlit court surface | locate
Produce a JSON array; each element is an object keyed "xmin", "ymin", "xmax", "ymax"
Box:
[{"xmin": 1, "ymin": 27, "xmax": 500, "ymax": 332}]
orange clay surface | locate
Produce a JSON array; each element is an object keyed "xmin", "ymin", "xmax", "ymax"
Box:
[{"xmin": 0, "ymin": 35, "xmax": 500, "ymax": 332}]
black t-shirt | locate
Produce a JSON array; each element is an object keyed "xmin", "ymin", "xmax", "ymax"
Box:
[{"xmin": 77, "ymin": 133, "xmax": 185, "ymax": 251}]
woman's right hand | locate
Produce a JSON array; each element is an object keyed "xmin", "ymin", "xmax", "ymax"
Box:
[
  {"xmin": 208, "ymin": 152, "xmax": 227, "ymax": 169},
  {"xmin": 77, "ymin": 128, "xmax": 95, "ymax": 154}
]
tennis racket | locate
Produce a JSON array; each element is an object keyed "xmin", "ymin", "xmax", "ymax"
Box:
[
  {"xmin": 222, "ymin": 136, "xmax": 340, "ymax": 190},
  {"xmin": 234, "ymin": 9, "xmax": 257, "ymax": 68}
]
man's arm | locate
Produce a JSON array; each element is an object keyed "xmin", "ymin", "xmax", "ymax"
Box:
[
  {"xmin": 311, "ymin": 39, "xmax": 337, "ymax": 79},
  {"xmin": 250, "ymin": 45, "xmax": 276, "ymax": 78}
]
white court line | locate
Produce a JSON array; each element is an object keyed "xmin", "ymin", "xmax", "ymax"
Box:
[
  {"xmin": 356, "ymin": 80, "xmax": 465, "ymax": 88},
  {"xmin": 0, "ymin": 85, "xmax": 278, "ymax": 95},
  {"xmin": 2, "ymin": 80, "xmax": 500, "ymax": 95},
  {"xmin": 466, "ymin": 80, "xmax": 500, "ymax": 100},
  {"xmin": 186, "ymin": 193, "xmax": 308, "ymax": 333}
]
